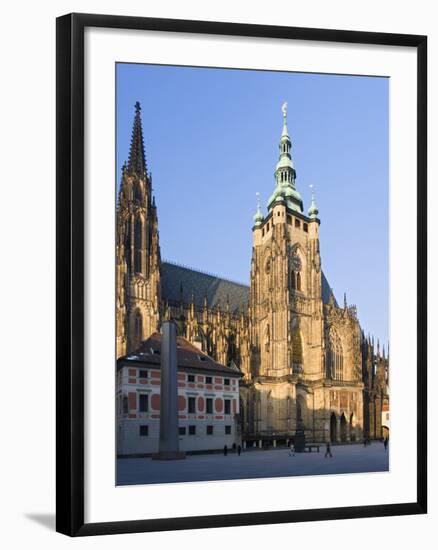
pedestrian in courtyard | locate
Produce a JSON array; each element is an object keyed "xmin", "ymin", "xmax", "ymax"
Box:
[
  {"xmin": 325, "ymin": 442, "xmax": 333, "ymax": 458},
  {"xmin": 384, "ymin": 437, "xmax": 388, "ymax": 451},
  {"xmin": 232, "ymin": 442, "xmax": 236, "ymax": 453},
  {"xmin": 289, "ymin": 443, "xmax": 295, "ymax": 457},
  {"xmin": 224, "ymin": 445, "xmax": 228, "ymax": 456},
  {"xmin": 237, "ymin": 445, "xmax": 242, "ymax": 456}
]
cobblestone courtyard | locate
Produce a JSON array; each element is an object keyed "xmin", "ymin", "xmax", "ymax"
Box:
[{"xmin": 117, "ymin": 442, "xmax": 389, "ymax": 485}]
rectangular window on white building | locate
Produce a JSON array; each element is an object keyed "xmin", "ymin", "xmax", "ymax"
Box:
[
  {"xmin": 205, "ymin": 376, "xmax": 212, "ymax": 384},
  {"xmin": 224, "ymin": 399, "xmax": 231, "ymax": 414},
  {"xmin": 139, "ymin": 370, "xmax": 148, "ymax": 378},
  {"xmin": 139, "ymin": 425, "xmax": 148, "ymax": 436},
  {"xmin": 179, "ymin": 426, "xmax": 186, "ymax": 435},
  {"xmin": 206, "ymin": 398, "xmax": 213, "ymax": 414},
  {"xmin": 225, "ymin": 425, "xmax": 231, "ymax": 435},
  {"xmin": 206, "ymin": 425, "xmax": 214, "ymax": 435},
  {"xmin": 139, "ymin": 393, "xmax": 148, "ymax": 412},
  {"xmin": 188, "ymin": 397, "xmax": 196, "ymax": 413},
  {"xmin": 188, "ymin": 425, "xmax": 196, "ymax": 435},
  {"xmin": 188, "ymin": 374, "xmax": 195, "ymax": 382},
  {"xmin": 224, "ymin": 378, "xmax": 230, "ymax": 386}
]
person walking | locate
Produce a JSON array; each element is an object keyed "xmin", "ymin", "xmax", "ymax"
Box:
[
  {"xmin": 237, "ymin": 444, "xmax": 242, "ymax": 456},
  {"xmin": 325, "ymin": 442, "xmax": 333, "ymax": 458},
  {"xmin": 384, "ymin": 437, "xmax": 388, "ymax": 451},
  {"xmin": 289, "ymin": 443, "xmax": 295, "ymax": 457},
  {"xmin": 223, "ymin": 445, "xmax": 228, "ymax": 456}
]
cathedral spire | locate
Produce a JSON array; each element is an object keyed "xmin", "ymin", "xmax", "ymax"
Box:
[
  {"xmin": 128, "ymin": 101, "xmax": 147, "ymax": 177},
  {"xmin": 308, "ymin": 184, "xmax": 319, "ymax": 219},
  {"xmin": 267, "ymin": 102, "xmax": 303, "ymax": 213},
  {"xmin": 253, "ymin": 192, "xmax": 264, "ymax": 226}
]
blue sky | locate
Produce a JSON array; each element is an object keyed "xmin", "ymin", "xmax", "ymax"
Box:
[{"xmin": 116, "ymin": 63, "xmax": 389, "ymax": 348}]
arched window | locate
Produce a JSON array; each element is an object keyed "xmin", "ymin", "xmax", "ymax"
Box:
[
  {"xmin": 134, "ymin": 217, "xmax": 142, "ymax": 273},
  {"xmin": 296, "ymin": 272, "xmax": 302, "ymax": 291},
  {"xmin": 124, "ymin": 219, "xmax": 131, "ymax": 272},
  {"xmin": 264, "ymin": 324, "xmax": 270, "ymax": 353},
  {"xmin": 327, "ymin": 332, "xmax": 343, "ymax": 380},
  {"xmin": 291, "ymin": 270, "xmax": 296, "ymax": 289},
  {"xmin": 134, "ymin": 310, "xmax": 143, "ymax": 345},
  {"xmin": 291, "ymin": 325, "xmax": 303, "ymax": 373}
]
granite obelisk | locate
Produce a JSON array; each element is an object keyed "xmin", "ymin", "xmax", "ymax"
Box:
[{"xmin": 152, "ymin": 321, "xmax": 185, "ymax": 460}]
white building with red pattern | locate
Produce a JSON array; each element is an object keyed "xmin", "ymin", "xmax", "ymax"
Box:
[{"xmin": 116, "ymin": 333, "xmax": 242, "ymax": 456}]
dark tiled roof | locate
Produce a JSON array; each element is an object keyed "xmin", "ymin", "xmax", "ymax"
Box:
[
  {"xmin": 321, "ymin": 271, "xmax": 338, "ymax": 307},
  {"xmin": 118, "ymin": 332, "xmax": 241, "ymax": 376},
  {"xmin": 162, "ymin": 261, "xmax": 337, "ymax": 312},
  {"xmin": 161, "ymin": 261, "xmax": 249, "ymax": 314}
]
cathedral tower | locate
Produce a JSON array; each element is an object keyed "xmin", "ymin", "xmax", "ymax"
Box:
[
  {"xmin": 114, "ymin": 100, "xmax": 377, "ymax": 444},
  {"xmin": 250, "ymin": 103, "xmax": 324, "ymax": 380},
  {"xmin": 116, "ymin": 102, "xmax": 161, "ymax": 357}
]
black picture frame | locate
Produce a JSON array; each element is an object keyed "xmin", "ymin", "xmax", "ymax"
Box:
[{"xmin": 56, "ymin": 12, "xmax": 427, "ymax": 537}]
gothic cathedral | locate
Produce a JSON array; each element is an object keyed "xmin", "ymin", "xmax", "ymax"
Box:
[{"xmin": 116, "ymin": 102, "xmax": 389, "ymax": 443}]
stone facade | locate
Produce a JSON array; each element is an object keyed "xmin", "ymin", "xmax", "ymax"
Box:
[
  {"xmin": 116, "ymin": 102, "xmax": 389, "ymax": 444},
  {"xmin": 116, "ymin": 102, "xmax": 161, "ymax": 357}
]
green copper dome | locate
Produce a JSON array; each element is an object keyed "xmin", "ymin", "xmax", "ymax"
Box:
[
  {"xmin": 284, "ymin": 185, "xmax": 304, "ymax": 212},
  {"xmin": 253, "ymin": 193, "xmax": 264, "ymax": 226},
  {"xmin": 267, "ymin": 183, "xmax": 283, "ymax": 207},
  {"xmin": 253, "ymin": 209, "xmax": 264, "ymax": 225},
  {"xmin": 308, "ymin": 185, "xmax": 319, "ymax": 218}
]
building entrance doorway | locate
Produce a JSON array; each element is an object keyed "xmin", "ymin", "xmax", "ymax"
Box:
[
  {"xmin": 349, "ymin": 413, "xmax": 355, "ymax": 441},
  {"xmin": 330, "ymin": 412, "xmax": 337, "ymax": 442},
  {"xmin": 340, "ymin": 413, "xmax": 347, "ymax": 442}
]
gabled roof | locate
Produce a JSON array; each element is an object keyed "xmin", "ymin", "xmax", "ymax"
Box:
[
  {"xmin": 161, "ymin": 261, "xmax": 249, "ymax": 314},
  {"xmin": 162, "ymin": 260, "xmax": 337, "ymax": 312},
  {"xmin": 118, "ymin": 332, "xmax": 241, "ymax": 376},
  {"xmin": 321, "ymin": 271, "xmax": 338, "ymax": 307}
]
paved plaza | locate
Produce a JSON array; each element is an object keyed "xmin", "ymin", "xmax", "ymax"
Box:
[{"xmin": 117, "ymin": 442, "xmax": 389, "ymax": 485}]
